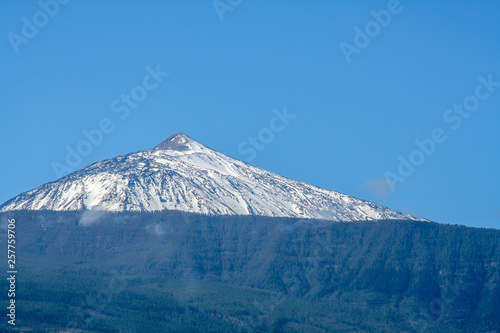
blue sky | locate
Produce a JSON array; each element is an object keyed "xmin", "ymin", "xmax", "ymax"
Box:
[{"xmin": 1, "ymin": 0, "xmax": 499, "ymax": 228}]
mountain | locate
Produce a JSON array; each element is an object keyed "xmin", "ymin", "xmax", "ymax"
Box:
[{"xmin": 0, "ymin": 133, "xmax": 422, "ymax": 222}]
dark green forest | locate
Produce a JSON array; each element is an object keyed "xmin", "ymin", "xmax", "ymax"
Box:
[{"xmin": 0, "ymin": 211, "xmax": 499, "ymax": 332}]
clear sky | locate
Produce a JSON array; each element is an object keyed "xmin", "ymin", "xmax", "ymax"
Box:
[{"xmin": 1, "ymin": 0, "xmax": 499, "ymax": 228}]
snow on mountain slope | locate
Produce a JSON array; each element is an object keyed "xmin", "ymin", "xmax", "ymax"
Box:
[{"xmin": 0, "ymin": 133, "xmax": 423, "ymax": 221}]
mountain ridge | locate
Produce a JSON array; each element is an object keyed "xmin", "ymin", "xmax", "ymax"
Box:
[{"xmin": 0, "ymin": 133, "xmax": 424, "ymax": 222}]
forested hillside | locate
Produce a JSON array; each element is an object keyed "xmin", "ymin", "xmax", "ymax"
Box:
[{"xmin": 0, "ymin": 211, "xmax": 498, "ymax": 332}]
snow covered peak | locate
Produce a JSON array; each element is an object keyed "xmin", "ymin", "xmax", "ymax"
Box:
[
  {"xmin": 0, "ymin": 133, "xmax": 426, "ymax": 222},
  {"xmin": 153, "ymin": 133, "xmax": 207, "ymax": 153}
]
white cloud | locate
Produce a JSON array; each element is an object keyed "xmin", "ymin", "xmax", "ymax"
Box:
[
  {"xmin": 78, "ymin": 210, "xmax": 108, "ymax": 227},
  {"xmin": 361, "ymin": 178, "xmax": 393, "ymax": 198}
]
